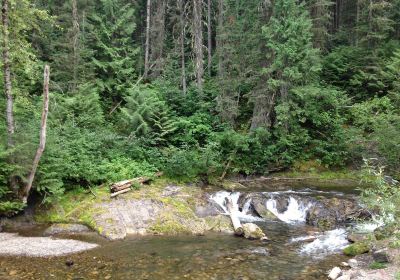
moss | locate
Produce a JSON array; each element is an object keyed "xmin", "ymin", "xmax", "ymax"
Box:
[
  {"xmin": 369, "ymin": 261, "xmax": 387, "ymax": 269},
  {"xmin": 149, "ymin": 216, "xmax": 189, "ymax": 235},
  {"xmin": 343, "ymin": 242, "xmax": 371, "ymax": 256}
]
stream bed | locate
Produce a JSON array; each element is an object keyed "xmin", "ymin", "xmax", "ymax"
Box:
[{"xmin": 0, "ymin": 186, "xmax": 368, "ymax": 280}]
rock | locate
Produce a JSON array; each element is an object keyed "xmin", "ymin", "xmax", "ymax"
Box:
[
  {"xmin": 306, "ymin": 197, "xmax": 370, "ymax": 230},
  {"xmin": 347, "ymin": 233, "xmax": 370, "ymax": 243},
  {"xmin": 242, "ymin": 223, "xmax": 266, "ymax": 240},
  {"xmin": 195, "ymin": 202, "xmax": 223, "ymax": 218},
  {"xmin": 162, "ymin": 185, "xmax": 181, "ymax": 197},
  {"xmin": 348, "ymin": 258, "xmax": 358, "ymax": 268},
  {"xmin": 343, "ymin": 242, "xmax": 370, "ymax": 256},
  {"xmin": 274, "ymin": 195, "xmax": 290, "ymax": 213},
  {"xmin": 43, "ymin": 223, "xmax": 91, "ymax": 236},
  {"xmin": 336, "ymin": 275, "xmax": 350, "ymax": 280},
  {"xmin": 65, "ymin": 260, "xmax": 74, "ymax": 267},
  {"xmin": 252, "ymin": 198, "xmax": 277, "ymax": 220},
  {"xmin": 372, "ymin": 248, "xmax": 392, "ymax": 263},
  {"xmin": 340, "ymin": 262, "xmax": 349, "ymax": 267},
  {"xmin": 328, "ymin": 267, "xmax": 342, "ymax": 280},
  {"xmin": 374, "ymin": 226, "xmax": 394, "ymax": 240},
  {"xmin": 236, "ymin": 247, "xmax": 270, "ymax": 256}
]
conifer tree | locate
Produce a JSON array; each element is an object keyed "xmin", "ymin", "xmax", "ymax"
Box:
[{"xmin": 251, "ymin": 0, "xmax": 320, "ymax": 130}]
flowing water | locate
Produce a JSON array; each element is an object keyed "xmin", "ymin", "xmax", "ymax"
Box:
[{"xmin": 0, "ymin": 187, "xmax": 365, "ymax": 280}]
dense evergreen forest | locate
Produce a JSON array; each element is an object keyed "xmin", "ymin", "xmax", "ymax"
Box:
[{"xmin": 1, "ymin": 0, "xmax": 400, "ymax": 212}]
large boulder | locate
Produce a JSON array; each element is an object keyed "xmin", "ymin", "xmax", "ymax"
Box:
[
  {"xmin": 343, "ymin": 242, "xmax": 370, "ymax": 256},
  {"xmin": 242, "ymin": 223, "xmax": 266, "ymax": 240},
  {"xmin": 306, "ymin": 197, "xmax": 370, "ymax": 230}
]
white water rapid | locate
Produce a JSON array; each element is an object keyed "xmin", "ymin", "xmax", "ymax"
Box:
[
  {"xmin": 266, "ymin": 196, "xmax": 312, "ymax": 224},
  {"xmin": 210, "ymin": 190, "xmax": 354, "ymax": 256},
  {"xmin": 209, "ymin": 191, "xmax": 263, "ymax": 222}
]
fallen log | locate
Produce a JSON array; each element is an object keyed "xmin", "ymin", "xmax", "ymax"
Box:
[
  {"xmin": 225, "ymin": 197, "xmax": 243, "ymax": 236},
  {"xmin": 110, "ymin": 188, "xmax": 131, "ymax": 198},
  {"xmin": 110, "ymin": 172, "xmax": 163, "ymax": 197}
]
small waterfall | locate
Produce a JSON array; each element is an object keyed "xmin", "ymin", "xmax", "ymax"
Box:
[
  {"xmin": 209, "ymin": 191, "xmax": 263, "ymax": 222},
  {"xmin": 266, "ymin": 196, "xmax": 312, "ymax": 224}
]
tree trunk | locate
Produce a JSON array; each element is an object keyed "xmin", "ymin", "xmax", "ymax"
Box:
[
  {"xmin": 207, "ymin": 0, "xmax": 212, "ymax": 76},
  {"xmin": 193, "ymin": 0, "xmax": 204, "ymax": 92},
  {"xmin": 22, "ymin": 65, "xmax": 50, "ymax": 204},
  {"xmin": 71, "ymin": 0, "xmax": 80, "ymax": 92},
  {"xmin": 179, "ymin": 0, "xmax": 187, "ymax": 95},
  {"xmin": 225, "ymin": 197, "xmax": 243, "ymax": 236},
  {"xmin": 2, "ymin": 0, "xmax": 17, "ymax": 192},
  {"xmin": 144, "ymin": 0, "xmax": 151, "ymax": 79}
]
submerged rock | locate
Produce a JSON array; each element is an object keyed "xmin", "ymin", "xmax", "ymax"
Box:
[
  {"xmin": 43, "ymin": 223, "xmax": 91, "ymax": 236},
  {"xmin": 242, "ymin": 223, "xmax": 266, "ymax": 240}
]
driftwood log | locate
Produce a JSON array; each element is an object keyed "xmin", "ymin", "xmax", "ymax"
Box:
[
  {"xmin": 225, "ymin": 197, "xmax": 244, "ymax": 236},
  {"xmin": 110, "ymin": 172, "xmax": 162, "ymax": 197}
]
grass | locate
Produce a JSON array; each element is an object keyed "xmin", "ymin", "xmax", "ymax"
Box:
[{"xmin": 369, "ymin": 261, "xmax": 387, "ymax": 270}]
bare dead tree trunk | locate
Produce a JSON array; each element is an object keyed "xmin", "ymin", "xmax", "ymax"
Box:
[
  {"xmin": 179, "ymin": 0, "xmax": 187, "ymax": 95},
  {"xmin": 71, "ymin": 0, "xmax": 80, "ymax": 91},
  {"xmin": 150, "ymin": 0, "xmax": 166, "ymax": 78},
  {"xmin": 22, "ymin": 66, "xmax": 50, "ymax": 204},
  {"xmin": 2, "ymin": 0, "xmax": 17, "ymax": 192},
  {"xmin": 193, "ymin": 0, "xmax": 204, "ymax": 92},
  {"xmin": 207, "ymin": 0, "xmax": 212, "ymax": 76},
  {"xmin": 144, "ymin": 0, "xmax": 151, "ymax": 79}
]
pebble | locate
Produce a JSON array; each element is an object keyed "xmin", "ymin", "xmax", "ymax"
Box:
[
  {"xmin": 340, "ymin": 262, "xmax": 349, "ymax": 267},
  {"xmin": 9, "ymin": 270, "xmax": 17, "ymax": 276}
]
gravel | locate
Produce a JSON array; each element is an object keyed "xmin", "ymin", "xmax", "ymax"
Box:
[{"xmin": 0, "ymin": 233, "xmax": 98, "ymax": 257}]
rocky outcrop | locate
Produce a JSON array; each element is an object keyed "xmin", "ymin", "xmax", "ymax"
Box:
[{"xmin": 306, "ymin": 197, "xmax": 370, "ymax": 229}]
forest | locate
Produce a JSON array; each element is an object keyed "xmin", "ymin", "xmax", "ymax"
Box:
[{"xmin": 0, "ymin": 0, "xmax": 400, "ymax": 213}]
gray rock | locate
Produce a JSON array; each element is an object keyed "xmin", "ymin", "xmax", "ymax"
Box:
[
  {"xmin": 347, "ymin": 233, "xmax": 369, "ymax": 243},
  {"xmin": 43, "ymin": 223, "xmax": 91, "ymax": 236},
  {"xmin": 348, "ymin": 258, "xmax": 358, "ymax": 268},
  {"xmin": 336, "ymin": 275, "xmax": 350, "ymax": 280},
  {"xmin": 328, "ymin": 267, "xmax": 342, "ymax": 280},
  {"xmin": 195, "ymin": 202, "xmax": 223, "ymax": 218},
  {"xmin": 162, "ymin": 185, "xmax": 181, "ymax": 197},
  {"xmin": 242, "ymin": 223, "xmax": 266, "ymax": 240},
  {"xmin": 372, "ymin": 248, "xmax": 392, "ymax": 263}
]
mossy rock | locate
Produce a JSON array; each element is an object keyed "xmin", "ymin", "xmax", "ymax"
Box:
[
  {"xmin": 374, "ymin": 226, "xmax": 395, "ymax": 241},
  {"xmin": 343, "ymin": 242, "xmax": 370, "ymax": 256}
]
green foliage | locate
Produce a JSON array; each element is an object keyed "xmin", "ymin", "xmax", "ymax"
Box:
[
  {"xmin": 120, "ymin": 85, "xmax": 177, "ymax": 144},
  {"xmin": 369, "ymin": 261, "xmax": 387, "ymax": 269},
  {"xmin": 361, "ymin": 160, "xmax": 400, "ymax": 227},
  {"xmin": 0, "ymin": 201, "xmax": 25, "ymax": 216},
  {"xmin": 1, "ymin": 0, "xmax": 400, "ymax": 210},
  {"xmin": 98, "ymin": 157, "xmax": 157, "ymax": 183}
]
